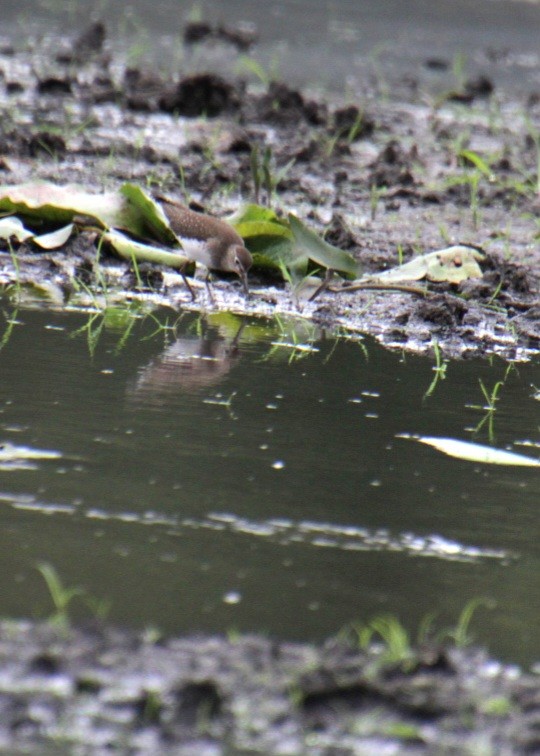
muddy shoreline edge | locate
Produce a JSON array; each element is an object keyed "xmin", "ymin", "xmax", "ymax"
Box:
[{"xmin": 0, "ymin": 20, "xmax": 539, "ymax": 360}]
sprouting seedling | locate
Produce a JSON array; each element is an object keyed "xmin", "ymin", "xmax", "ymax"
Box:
[
  {"xmin": 454, "ymin": 149, "xmax": 495, "ymax": 229},
  {"xmin": 250, "ymin": 144, "xmax": 295, "ymax": 207},
  {"xmin": 369, "ymin": 183, "xmax": 384, "ymax": 221},
  {"xmin": 36, "ymin": 562, "xmax": 111, "ymax": 628},
  {"xmin": 437, "ymin": 598, "xmax": 495, "ymax": 648},
  {"xmin": 37, "ymin": 562, "xmax": 85, "ymax": 629},
  {"xmin": 142, "ymin": 311, "xmax": 185, "ymax": 343},
  {"xmin": 250, "ymin": 144, "xmax": 262, "ymax": 205},
  {"xmin": 344, "ymin": 109, "xmax": 367, "ymax": 143},
  {"xmin": 340, "ymin": 615, "xmax": 415, "ymax": 671},
  {"xmin": 466, "ymin": 373, "xmax": 508, "ymax": 442},
  {"xmin": 112, "ymin": 310, "xmax": 139, "ymax": 355},
  {"xmin": 130, "ymin": 250, "xmax": 143, "ymax": 290},
  {"xmin": 438, "ymin": 224, "xmax": 451, "ymax": 245},
  {"xmin": 486, "ymin": 277, "xmax": 504, "ymax": 307},
  {"xmin": 338, "ymin": 601, "xmax": 496, "ymax": 674},
  {"xmin": 260, "ymin": 314, "xmax": 319, "ymax": 364},
  {"xmin": 478, "ymin": 377, "xmax": 504, "ymax": 412},
  {"xmin": 424, "ymin": 339, "xmax": 448, "ymax": 398},
  {"xmin": 452, "ymin": 50, "xmax": 467, "ymax": 91},
  {"xmin": 235, "ymin": 55, "xmax": 271, "ymax": 86},
  {"xmin": 71, "ymin": 311, "xmax": 105, "ymax": 358},
  {"xmin": 7, "ymin": 239, "xmax": 21, "ymax": 299},
  {"xmin": 93, "ymin": 231, "xmax": 109, "ymax": 295},
  {"xmin": 0, "ymin": 308, "xmax": 20, "ymax": 353},
  {"xmin": 458, "ymin": 149, "xmax": 494, "ymax": 180}
]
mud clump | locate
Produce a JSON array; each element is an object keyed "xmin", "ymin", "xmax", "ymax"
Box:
[
  {"xmin": 159, "ymin": 73, "xmax": 240, "ymax": 117},
  {"xmin": 184, "ymin": 20, "xmax": 258, "ymax": 50}
]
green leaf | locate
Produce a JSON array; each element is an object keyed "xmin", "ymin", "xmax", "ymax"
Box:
[
  {"xmin": 234, "ymin": 220, "xmax": 293, "ymax": 240},
  {"xmin": 228, "ymin": 203, "xmax": 288, "ymax": 226},
  {"xmin": 398, "ymin": 434, "xmax": 540, "ymax": 466},
  {"xmin": 103, "ymin": 229, "xmax": 189, "ymax": 268},
  {"xmin": 458, "ymin": 150, "xmax": 494, "ymax": 179},
  {"xmin": 288, "ymin": 213, "xmax": 359, "ymax": 278},
  {"xmin": 251, "ymin": 238, "xmax": 303, "ymax": 273},
  {"xmin": 119, "ymin": 184, "xmax": 179, "ymax": 245}
]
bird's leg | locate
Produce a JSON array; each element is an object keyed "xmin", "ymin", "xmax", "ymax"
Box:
[
  {"xmin": 205, "ymin": 270, "xmax": 217, "ymax": 306},
  {"xmin": 179, "ymin": 262, "xmax": 196, "ymax": 301}
]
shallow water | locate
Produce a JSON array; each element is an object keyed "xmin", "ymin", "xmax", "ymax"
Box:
[
  {"xmin": 4, "ymin": 0, "xmax": 540, "ymax": 94},
  {"xmin": 0, "ymin": 303, "xmax": 538, "ymax": 665}
]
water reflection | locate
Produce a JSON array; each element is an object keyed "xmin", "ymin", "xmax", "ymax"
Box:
[{"xmin": 128, "ymin": 319, "xmax": 244, "ymax": 403}]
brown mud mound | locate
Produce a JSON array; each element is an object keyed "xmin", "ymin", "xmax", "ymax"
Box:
[
  {"xmin": 0, "ymin": 21, "xmax": 538, "ymax": 360},
  {"xmin": 0, "ymin": 621, "xmax": 538, "ymax": 754}
]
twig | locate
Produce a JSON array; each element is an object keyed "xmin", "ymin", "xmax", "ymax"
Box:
[{"xmin": 329, "ymin": 281, "xmax": 430, "ymax": 296}]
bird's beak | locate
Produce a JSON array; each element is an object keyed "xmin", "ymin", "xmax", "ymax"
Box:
[{"xmin": 239, "ymin": 267, "xmax": 250, "ymax": 296}]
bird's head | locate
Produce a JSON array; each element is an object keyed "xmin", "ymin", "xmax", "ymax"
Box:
[{"xmin": 225, "ymin": 244, "xmax": 253, "ymax": 295}]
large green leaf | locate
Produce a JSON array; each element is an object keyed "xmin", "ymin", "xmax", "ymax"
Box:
[
  {"xmin": 230, "ymin": 203, "xmax": 293, "ymax": 271},
  {"xmin": 119, "ymin": 184, "xmax": 179, "ymax": 245},
  {"xmin": 0, "ymin": 182, "xmax": 145, "ymax": 235},
  {"xmin": 288, "ymin": 213, "xmax": 359, "ymax": 278},
  {"xmin": 250, "ymin": 238, "xmax": 304, "ymax": 274},
  {"xmin": 228, "ymin": 203, "xmax": 289, "ymax": 227},
  {"xmin": 235, "ymin": 220, "xmax": 293, "ymax": 240}
]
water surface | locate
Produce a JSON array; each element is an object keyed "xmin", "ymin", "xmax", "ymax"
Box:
[
  {"xmin": 3, "ymin": 0, "xmax": 539, "ymax": 94},
  {"xmin": 0, "ymin": 304, "xmax": 538, "ymax": 665}
]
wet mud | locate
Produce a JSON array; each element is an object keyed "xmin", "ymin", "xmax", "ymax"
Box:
[
  {"xmin": 1, "ymin": 620, "xmax": 539, "ymax": 755},
  {"xmin": 0, "ymin": 20, "xmax": 538, "ymax": 359}
]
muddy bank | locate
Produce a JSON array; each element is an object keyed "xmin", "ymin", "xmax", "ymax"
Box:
[
  {"xmin": 0, "ymin": 20, "xmax": 538, "ymax": 358},
  {"xmin": 0, "ymin": 620, "xmax": 537, "ymax": 754}
]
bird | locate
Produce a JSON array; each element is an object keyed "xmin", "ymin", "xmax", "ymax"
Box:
[{"xmin": 158, "ymin": 197, "xmax": 252, "ymax": 298}]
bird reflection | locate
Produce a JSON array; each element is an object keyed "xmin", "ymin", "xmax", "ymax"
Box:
[{"xmin": 127, "ymin": 321, "xmax": 244, "ymax": 405}]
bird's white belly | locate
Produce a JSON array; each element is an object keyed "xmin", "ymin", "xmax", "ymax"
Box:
[{"xmin": 179, "ymin": 237, "xmax": 213, "ymax": 269}]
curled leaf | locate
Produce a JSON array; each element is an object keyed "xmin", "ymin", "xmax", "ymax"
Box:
[
  {"xmin": 288, "ymin": 213, "xmax": 359, "ymax": 278},
  {"xmin": 121, "ymin": 184, "xmax": 179, "ymax": 245},
  {"xmin": 398, "ymin": 434, "xmax": 540, "ymax": 466},
  {"xmin": 372, "ymin": 245, "xmax": 485, "ymax": 284},
  {"xmin": 32, "ymin": 223, "xmax": 74, "ymax": 249},
  {"xmin": 103, "ymin": 229, "xmax": 189, "ymax": 268},
  {"xmin": 0, "ymin": 216, "xmax": 74, "ymax": 249},
  {"xmin": 0, "ymin": 216, "xmax": 34, "ymax": 243}
]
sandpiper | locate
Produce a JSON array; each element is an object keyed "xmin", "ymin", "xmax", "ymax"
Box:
[{"xmin": 159, "ymin": 197, "xmax": 252, "ymax": 297}]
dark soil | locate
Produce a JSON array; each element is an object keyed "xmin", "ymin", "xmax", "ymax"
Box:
[
  {"xmin": 0, "ymin": 620, "xmax": 538, "ymax": 755},
  {"xmin": 0, "ymin": 20, "xmax": 539, "ymax": 359}
]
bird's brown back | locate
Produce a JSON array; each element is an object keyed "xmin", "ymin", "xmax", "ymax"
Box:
[{"xmin": 159, "ymin": 198, "xmax": 243, "ymax": 246}]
